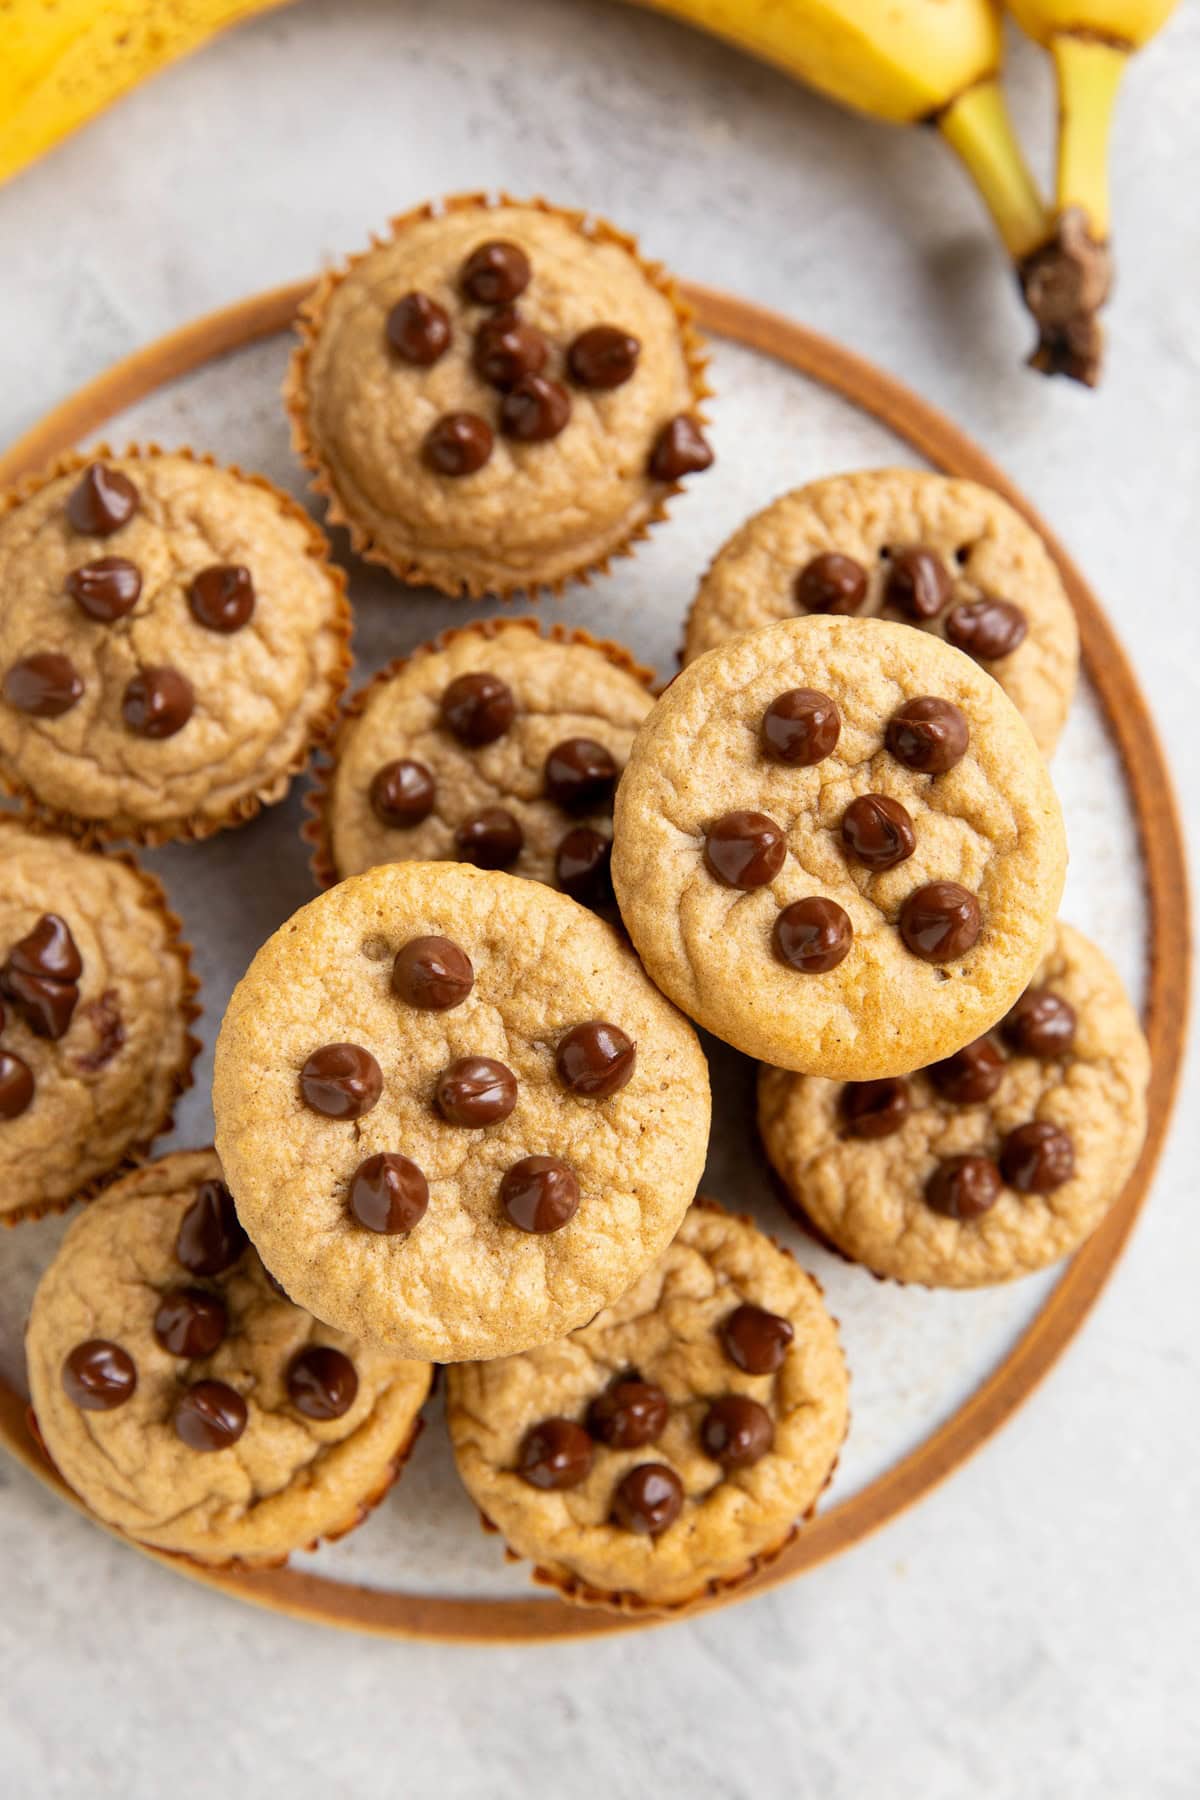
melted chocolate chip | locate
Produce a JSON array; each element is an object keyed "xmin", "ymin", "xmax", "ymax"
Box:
[
  {"xmin": 840, "ymin": 794, "xmax": 916, "ymax": 871},
  {"xmin": 153, "ymin": 1288, "xmax": 228, "ymax": 1359},
  {"xmin": 122, "ymin": 666, "xmax": 194, "ymax": 738},
  {"xmin": 0, "ymin": 1051, "xmax": 34, "ymax": 1118},
  {"xmin": 1002, "ymin": 989, "xmax": 1077, "ymax": 1059},
  {"xmin": 1, "ymin": 914, "xmax": 82, "ymax": 1040},
  {"xmin": 700, "ymin": 1395, "xmax": 774, "ymax": 1469},
  {"xmin": 392, "ymin": 936, "xmax": 474, "ymax": 1010},
  {"xmin": 369, "ymin": 759, "xmax": 436, "ymax": 828},
  {"xmin": 762, "ymin": 688, "xmax": 841, "ymax": 766},
  {"xmin": 500, "ymin": 1155, "xmax": 580, "ymax": 1233},
  {"xmin": 454, "ymin": 806, "xmax": 524, "ymax": 869},
  {"xmin": 7, "ymin": 913, "xmax": 81, "ymax": 981},
  {"xmin": 611, "ymin": 1463, "xmax": 684, "ymax": 1536},
  {"xmin": 544, "ymin": 738, "xmax": 618, "ymax": 813},
  {"xmin": 555, "ymin": 827, "xmax": 613, "ymax": 906},
  {"xmin": 929, "ymin": 1036, "xmax": 1006, "ymax": 1104},
  {"xmin": 703, "ymin": 810, "xmax": 786, "ymax": 890},
  {"xmin": 773, "ymin": 898, "xmax": 853, "ymax": 973},
  {"xmin": 885, "ymin": 696, "xmax": 969, "ymax": 774},
  {"xmin": 462, "ymin": 240, "xmax": 531, "ymax": 305},
  {"xmin": 946, "ymin": 598, "xmax": 1027, "ymax": 661},
  {"xmin": 518, "ymin": 1417, "xmax": 593, "ymax": 1490},
  {"xmin": 424, "ymin": 412, "xmax": 494, "ymax": 476},
  {"xmin": 176, "ymin": 1179, "xmax": 248, "ymax": 1277},
  {"xmin": 473, "ymin": 308, "xmax": 548, "ymax": 389},
  {"xmin": 501, "ymin": 373, "xmax": 572, "ymax": 442},
  {"xmin": 588, "ymin": 1376, "xmax": 669, "ymax": 1450},
  {"xmin": 885, "ymin": 546, "xmax": 952, "ymax": 620},
  {"xmin": 188, "ymin": 564, "xmax": 255, "ymax": 634},
  {"xmin": 899, "ymin": 882, "xmax": 982, "ymax": 962},
  {"xmin": 386, "ymin": 291, "xmax": 451, "ymax": 365},
  {"xmin": 648, "ymin": 415, "xmax": 713, "ymax": 480},
  {"xmin": 925, "ymin": 1154, "xmax": 1001, "ymax": 1220},
  {"xmin": 348, "ymin": 1152, "xmax": 429, "ymax": 1234},
  {"xmin": 435, "ymin": 1055, "xmax": 518, "ymax": 1126},
  {"xmin": 555, "ymin": 1020, "xmax": 636, "ymax": 1098},
  {"xmin": 300, "ymin": 1043, "xmax": 383, "ymax": 1119},
  {"xmin": 568, "ymin": 325, "xmax": 641, "ymax": 389},
  {"xmin": 173, "ymin": 1380, "xmax": 247, "ymax": 1452},
  {"xmin": 66, "ymin": 556, "xmax": 141, "ymax": 621},
  {"xmin": 440, "ymin": 671, "xmax": 515, "ymax": 746},
  {"xmin": 62, "ymin": 1340, "xmax": 137, "ymax": 1411},
  {"xmin": 999, "ymin": 1121, "xmax": 1075, "ymax": 1193},
  {"xmin": 720, "ymin": 1304, "xmax": 794, "ymax": 1375},
  {"xmin": 3, "ymin": 653, "xmax": 83, "ymax": 718},
  {"xmin": 795, "ymin": 552, "xmax": 867, "ymax": 616},
  {"xmin": 66, "ymin": 464, "xmax": 139, "ymax": 536},
  {"xmin": 841, "ymin": 1077, "xmax": 910, "ymax": 1139},
  {"xmin": 287, "ymin": 1345, "xmax": 359, "ymax": 1421}
]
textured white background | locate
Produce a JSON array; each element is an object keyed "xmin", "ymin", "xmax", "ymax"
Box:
[{"xmin": 0, "ymin": 2, "xmax": 1197, "ymax": 1795}]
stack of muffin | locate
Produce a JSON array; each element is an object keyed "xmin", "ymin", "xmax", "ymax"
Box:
[{"xmin": 0, "ymin": 194, "xmax": 1149, "ymax": 1614}]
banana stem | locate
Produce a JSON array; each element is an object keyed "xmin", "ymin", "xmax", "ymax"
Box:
[
  {"xmin": 936, "ymin": 78, "xmax": 1050, "ymax": 262},
  {"xmin": 1053, "ymin": 33, "xmax": 1128, "ymax": 241}
]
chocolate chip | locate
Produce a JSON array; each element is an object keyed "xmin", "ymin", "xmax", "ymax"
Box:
[
  {"xmin": 841, "ymin": 794, "xmax": 916, "ymax": 871},
  {"xmin": 300, "ymin": 1043, "xmax": 383, "ymax": 1119},
  {"xmin": 0, "ymin": 1051, "xmax": 34, "ymax": 1118},
  {"xmin": 885, "ymin": 696, "xmax": 969, "ymax": 774},
  {"xmin": 555, "ymin": 1020, "xmax": 636, "ymax": 1098},
  {"xmin": 392, "ymin": 935, "xmax": 474, "ymax": 1010},
  {"xmin": 544, "ymin": 737, "xmax": 619, "ymax": 813},
  {"xmin": 567, "ymin": 325, "xmax": 641, "ymax": 389},
  {"xmin": 899, "ymin": 882, "xmax": 982, "ymax": 962},
  {"xmin": 611, "ymin": 1463, "xmax": 684, "ymax": 1536},
  {"xmin": 588, "ymin": 1376, "xmax": 669, "ymax": 1449},
  {"xmin": 794, "ymin": 552, "xmax": 867, "ymax": 615},
  {"xmin": 188, "ymin": 564, "xmax": 255, "ymax": 634},
  {"xmin": 440, "ymin": 671, "xmax": 515, "ymax": 746},
  {"xmin": 454, "ymin": 807, "xmax": 524, "ymax": 869},
  {"xmin": 773, "ymin": 898, "xmax": 853, "ymax": 973},
  {"xmin": 122, "ymin": 666, "xmax": 194, "ymax": 738},
  {"xmin": 885, "ymin": 546, "xmax": 952, "ymax": 620},
  {"xmin": 648, "ymin": 415, "xmax": 713, "ymax": 480},
  {"xmin": 720, "ymin": 1304, "xmax": 794, "ymax": 1375},
  {"xmin": 287, "ymin": 1345, "xmax": 359, "ymax": 1421},
  {"xmin": 500, "ymin": 1155, "xmax": 580, "ymax": 1233},
  {"xmin": 999, "ymin": 1120, "xmax": 1075, "ymax": 1193},
  {"xmin": 1, "ymin": 914, "xmax": 82, "ymax": 1039},
  {"xmin": 176, "ymin": 1179, "xmax": 248, "ymax": 1277},
  {"xmin": 369, "ymin": 759, "xmax": 436, "ymax": 828},
  {"xmin": 1002, "ymin": 989, "xmax": 1077, "ymax": 1059},
  {"xmin": 841, "ymin": 1077, "xmax": 910, "ymax": 1139},
  {"xmin": 153, "ymin": 1288, "xmax": 228, "ymax": 1359},
  {"xmin": 435, "ymin": 1055, "xmax": 518, "ymax": 1126},
  {"xmin": 7, "ymin": 913, "xmax": 81, "ymax": 981},
  {"xmin": 348, "ymin": 1152, "xmax": 429, "ymax": 1234},
  {"xmin": 173, "ymin": 1380, "xmax": 247, "ymax": 1452},
  {"xmin": 472, "ymin": 308, "xmax": 548, "ymax": 389},
  {"xmin": 517, "ymin": 1417, "xmax": 593, "ymax": 1490},
  {"xmin": 946, "ymin": 598, "xmax": 1027, "ymax": 661},
  {"xmin": 500, "ymin": 373, "xmax": 572, "ymax": 442},
  {"xmin": 424, "ymin": 412, "xmax": 494, "ymax": 476},
  {"xmin": 462, "ymin": 240, "xmax": 531, "ymax": 305},
  {"xmin": 67, "ymin": 556, "xmax": 141, "ymax": 621},
  {"xmin": 61, "ymin": 1340, "xmax": 137, "ymax": 1411},
  {"xmin": 699, "ymin": 1395, "xmax": 774, "ymax": 1469},
  {"xmin": 555, "ymin": 827, "xmax": 613, "ymax": 906},
  {"xmin": 762, "ymin": 688, "xmax": 841, "ymax": 766},
  {"xmin": 704, "ymin": 810, "xmax": 786, "ymax": 889},
  {"xmin": 75, "ymin": 992, "xmax": 128, "ymax": 1069},
  {"xmin": 3, "ymin": 653, "xmax": 83, "ymax": 718},
  {"xmin": 66, "ymin": 464, "xmax": 139, "ymax": 536},
  {"xmin": 929, "ymin": 1037, "xmax": 1006, "ymax": 1104},
  {"xmin": 386, "ymin": 291, "xmax": 451, "ymax": 365},
  {"xmin": 925, "ymin": 1154, "xmax": 1002, "ymax": 1220}
]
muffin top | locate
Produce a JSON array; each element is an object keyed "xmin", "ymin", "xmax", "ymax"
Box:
[
  {"xmin": 0, "ymin": 818, "xmax": 197, "ymax": 1221},
  {"xmin": 0, "ymin": 451, "xmax": 350, "ymax": 840},
  {"xmin": 289, "ymin": 197, "xmax": 711, "ymax": 594},
  {"xmin": 26, "ymin": 1150, "xmax": 433, "ymax": 1565},
  {"xmin": 446, "ymin": 1201, "xmax": 848, "ymax": 1611}
]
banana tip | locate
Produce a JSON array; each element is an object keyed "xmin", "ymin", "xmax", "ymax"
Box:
[{"xmin": 1018, "ymin": 207, "xmax": 1113, "ymax": 388}]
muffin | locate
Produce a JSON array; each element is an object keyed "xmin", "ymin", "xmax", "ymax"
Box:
[
  {"xmin": 446, "ymin": 1200, "xmax": 848, "ymax": 1613},
  {"xmin": 306, "ymin": 617, "xmax": 655, "ymax": 902},
  {"xmin": 286, "ymin": 192, "xmax": 712, "ymax": 597},
  {"xmin": 0, "ymin": 448, "xmax": 351, "ymax": 842},
  {"xmin": 26, "ymin": 1150, "xmax": 433, "ymax": 1566},
  {"xmin": 0, "ymin": 817, "xmax": 199, "ymax": 1224}
]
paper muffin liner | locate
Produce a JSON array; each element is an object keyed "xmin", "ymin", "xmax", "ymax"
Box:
[
  {"xmin": 471, "ymin": 1196, "xmax": 851, "ymax": 1619},
  {"xmin": 301, "ymin": 614, "xmax": 659, "ymax": 890},
  {"xmin": 0, "ymin": 444, "xmax": 354, "ymax": 848},
  {"xmin": 284, "ymin": 190, "xmax": 713, "ymax": 601},
  {"xmin": 1, "ymin": 818, "xmax": 202, "ymax": 1228}
]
